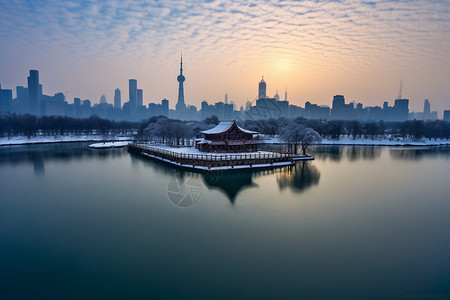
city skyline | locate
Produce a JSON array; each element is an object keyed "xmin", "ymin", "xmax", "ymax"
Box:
[
  {"xmin": 3, "ymin": 68, "xmax": 447, "ymax": 123},
  {"xmin": 1, "ymin": 0, "xmax": 449, "ymax": 114}
]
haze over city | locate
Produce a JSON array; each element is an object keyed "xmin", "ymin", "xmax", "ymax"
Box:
[{"xmin": 1, "ymin": 0, "xmax": 449, "ymax": 113}]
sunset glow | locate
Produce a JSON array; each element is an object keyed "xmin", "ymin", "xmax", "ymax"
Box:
[{"xmin": 1, "ymin": 0, "xmax": 449, "ymax": 113}]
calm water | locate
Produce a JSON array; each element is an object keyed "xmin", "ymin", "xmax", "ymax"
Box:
[{"xmin": 0, "ymin": 143, "xmax": 449, "ymax": 299}]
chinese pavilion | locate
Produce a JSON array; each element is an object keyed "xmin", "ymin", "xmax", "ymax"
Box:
[{"xmin": 195, "ymin": 121, "xmax": 259, "ymax": 153}]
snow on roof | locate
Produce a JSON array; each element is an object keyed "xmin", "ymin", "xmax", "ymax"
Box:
[{"xmin": 200, "ymin": 121, "xmax": 259, "ymax": 135}]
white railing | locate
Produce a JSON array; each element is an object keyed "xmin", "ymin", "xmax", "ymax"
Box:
[{"xmin": 133, "ymin": 144, "xmax": 294, "ymax": 162}]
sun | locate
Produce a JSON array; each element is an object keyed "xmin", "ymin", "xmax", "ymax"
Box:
[{"xmin": 274, "ymin": 57, "xmax": 292, "ymax": 72}]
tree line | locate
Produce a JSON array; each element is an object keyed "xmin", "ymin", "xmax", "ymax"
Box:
[
  {"xmin": 241, "ymin": 118, "xmax": 450, "ymax": 140},
  {"xmin": 2, "ymin": 113, "xmax": 449, "ymax": 142},
  {"xmin": 0, "ymin": 114, "xmax": 138, "ymax": 138}
]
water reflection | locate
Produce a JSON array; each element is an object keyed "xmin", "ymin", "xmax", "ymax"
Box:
[
  {"xmin": 0, "ymin": 143, "xmax": 127, "ymax": 175},
  {"xmin": 277, "ymin": 162, "xmax": 320, "ymax": 193},
  {"xmin": 203, "ymin": 171, "xmax": 258, "ymax": 203},
  {"xmin": 311, "ymin": 145, "xmax": 381, "ymax": 162},
  {"xmin": 389, "ymin": 146, "xmax": 450, "ymax": 160},
  {"xmin": 130, "ymin": 151, "xmax": 321, "ymax": 203}
]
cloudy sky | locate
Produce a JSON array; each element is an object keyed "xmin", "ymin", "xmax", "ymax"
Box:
[{"xmin": 0, "ymin": 0, "xmax": 449, "ymax": 113}]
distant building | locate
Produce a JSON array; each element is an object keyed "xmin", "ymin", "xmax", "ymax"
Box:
[
  {"xmin": 305, "ymin": 101, "xmax": 329, "ymax": 119},
  {"xmin": 274, "ymin": 90, "xmax": 280, "ymax": 101},
  {"xmin": 393, "ymin": 99, "xmax": 409, "ymax": 121},
  {"xmin": 161, "ymin": 98, "xmax": 169, "ymax": 117},
  {"xmin": 424, "ymin": 99, "xmax": 430, "ymax": 117},
  {"xmin": 1, "ymin": 88, "xmax": 12, "ymax": 114},
  {"xmin": 444, "ymin": 110, "xmax": 450, "ymax": 122},
  {"xmin": 27, "ymin": 70, "xmax": 40, "ymax": 115},
  {"xmin": 100, "ymin": 94, "xmax": 107, "ymax": 104},
  {"xmin": 129, "ymin": 79, "xmax": 137, "ymax": 115},
  {"xmin": 331, "ymin": 95, "xmax": 355, "ymax": 120},
  {"xmin": 114, "ymin": 88, "xmax": 121, "ymax": 108},
  {"xmin": 258, "ymin": 76, "xmax": 266, "ymax": 99},
  {"xmin": 137, "ymin": 89, "xmax": 143, "ymax": 107},
  {"xmin": 176, "ymin": 55, "xmax": 186, "ymax": 111}
]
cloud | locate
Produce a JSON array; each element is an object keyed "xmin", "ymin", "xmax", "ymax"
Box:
[{"xmin": 0, "ymin": 0, "xmax": 449, "ymax": 111}]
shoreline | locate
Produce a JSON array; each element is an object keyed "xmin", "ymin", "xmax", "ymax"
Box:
[
  {"xmin": 2, "ymin": 135, "xmax": 449, "ymax": 148},
  {"xmin": 0, "ymin": 136, "xmax": 133, "ymax": 147},
  {"xmin": 262, "ymin": 137, "xmax": 450, "ymax": 147}
]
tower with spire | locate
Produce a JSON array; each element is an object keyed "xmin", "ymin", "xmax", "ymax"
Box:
[
  {"xmin": 176, "ymin": 54, "xmax": 186, "ymax": 111},
  {"xmin": 258, "ymin": 76, "xmax": 266, "ymax": 99}
]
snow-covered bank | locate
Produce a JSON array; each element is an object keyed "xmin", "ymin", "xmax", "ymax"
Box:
[
  {"xmin": 88, "ymin": 141, "xmax": 130, "ymax": 149},
  {"xmin": 261, "ymin": 136, "xmax": 450, "ymax": 146},
  {"xmin": 0, "ymin": 135, "xmax": 132, "ymax": 146}
]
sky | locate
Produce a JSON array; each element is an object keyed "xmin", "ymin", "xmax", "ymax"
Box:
[{"xmin": 0, "ymin": 0, "xmax": 449, "ymax": 114}]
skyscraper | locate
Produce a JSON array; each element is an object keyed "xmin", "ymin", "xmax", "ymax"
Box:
[
  {"xmin": 258, "ymin": 76, "xmax": 266, "ymax": 99},
  {"xmin": 225, "ymin": 92, "xmax": 228, "ymax": 104},
  {"xmin": 423, "ymin": 99, "xmax": 431, "ymax": 119},
  {"xmin": 114, "ymin": 88, "xmax": 121, "ymax": 109},
  {"xmin": 100, "ymin": 95, "xmax": 107, "ymax": 104},
  {"xmin": 393, "ymin": 99, "xmax": 409, "ymax": 121},
  {"xmin": 161, "ymin": 98, "xmax": 169, "ymax": 117},
  {"xmin": 284, "ymin": 86, "xmax": 287, "ymax": 101},
  {"xmin": 27, "ymin": 70, "xmax": 40, "ymax": 115},
  {"xmin": 176, "ymin": 55, "xmax": 186, "ymax": 111},
  {"xmin": 129, "ymin": 79, "xmax": 137, "ymax": 114},
  {"xmin": 137, "ymin": 89, "xmax": 143, "ymax": 107}
]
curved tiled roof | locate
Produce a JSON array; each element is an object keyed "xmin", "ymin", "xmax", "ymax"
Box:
[{"xmin": 200, "ymin": 121, "xmax": 259, "ymax": 135}]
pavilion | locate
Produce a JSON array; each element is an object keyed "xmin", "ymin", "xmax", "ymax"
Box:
[{"xmin": 195, "ymin": 121, "xmax": 259, "ymax": 153}]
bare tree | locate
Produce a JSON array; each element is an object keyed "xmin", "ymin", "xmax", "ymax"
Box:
[{"xmin": 279, "ymin": 122, "xmax": 321, "ymax": 155}]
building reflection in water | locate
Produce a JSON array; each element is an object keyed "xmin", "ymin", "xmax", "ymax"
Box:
[
  {"xmin": 131, "ymin": 150, "xmax": 321, "ymax": 203},
  {"xmin": 202, "ymin": 170, "xmax": 258, "ymax": 203}
]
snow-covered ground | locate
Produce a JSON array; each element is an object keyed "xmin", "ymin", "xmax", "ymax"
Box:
[
  {"xmin": 0, "ymin": 135, "xmax": 132, "ymax": 146},
  {"xmin": 141, "ymin": 144, "xmax": 300, "ymax": 159},
  {"xmin": 135, "ymin": 144, "xmax": 313, "ymax": 164},
  {"xmin": 149, "ymin": 144, "xmax": 274, "ymax": 156},
  {"xmin": 260, "ymin": 136, "xmax": 450, "ymax": 146},
  {"xmin": 88, "ymin": 141, "xmax": 130, "ymax": 149}
]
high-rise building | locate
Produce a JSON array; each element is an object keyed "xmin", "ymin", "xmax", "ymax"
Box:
[
  {"xmin": 444, "ymin": 110, "xmax": 450, "ymax": 122},
  {"xmin": 258, "ymin": 76, "xmax": 266, "ymax": 99},
  {"xmin": 100, "ymin": 94, "xmax": 107, "ymax": 104},
  {"xmin": 27, "ymin": 70, "xmax": 40, "ymax": 115},
  {"xmin": 393, "ymin": 99, "xmax": 409, "ymax": 121},
  {"xmin": 129, "ymin": 79, "xmax": 137, "ymax": 114},
  {"xmin": 1, "ymin": 87, "xmax": 12, "ymax": 114},
  {"xmin": 225, "ymin": 92, "xmax": 228, "ymax": 104},
  {"xmin": 176, "ymin": 55, "xmax": 186, "ymax": 111},
  {"xmin": 161, "ymin": 98, "xmax": 169, "ymax": 117},
  {"xmin": 284, "ymin": 86, "xmax": 287, "ymax": 101},
  {"xmin": 137, "ymin": 89, "xmax": 143, "ymax": 107},
  {"xmin": 423, "ymin": 99, "xmax": 431, "ymax": 120},
  {"xmin": 114, "ymin": 88, "xmax": 121, "ymax": 109}
]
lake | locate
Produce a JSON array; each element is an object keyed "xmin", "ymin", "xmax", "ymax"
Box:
[{"xmin": 0, "ymin": 143, "xmax": 449, "ymax": 299}]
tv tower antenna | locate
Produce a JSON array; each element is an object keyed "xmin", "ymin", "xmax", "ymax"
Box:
[{"xmin": 397, "ymin": 80, "xmax": 403, "ymax": 99}]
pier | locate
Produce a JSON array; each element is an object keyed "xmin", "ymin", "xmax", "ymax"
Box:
[{"xmin": 128, "ymin": 143, "xmax": 314, "ymax": 171}]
